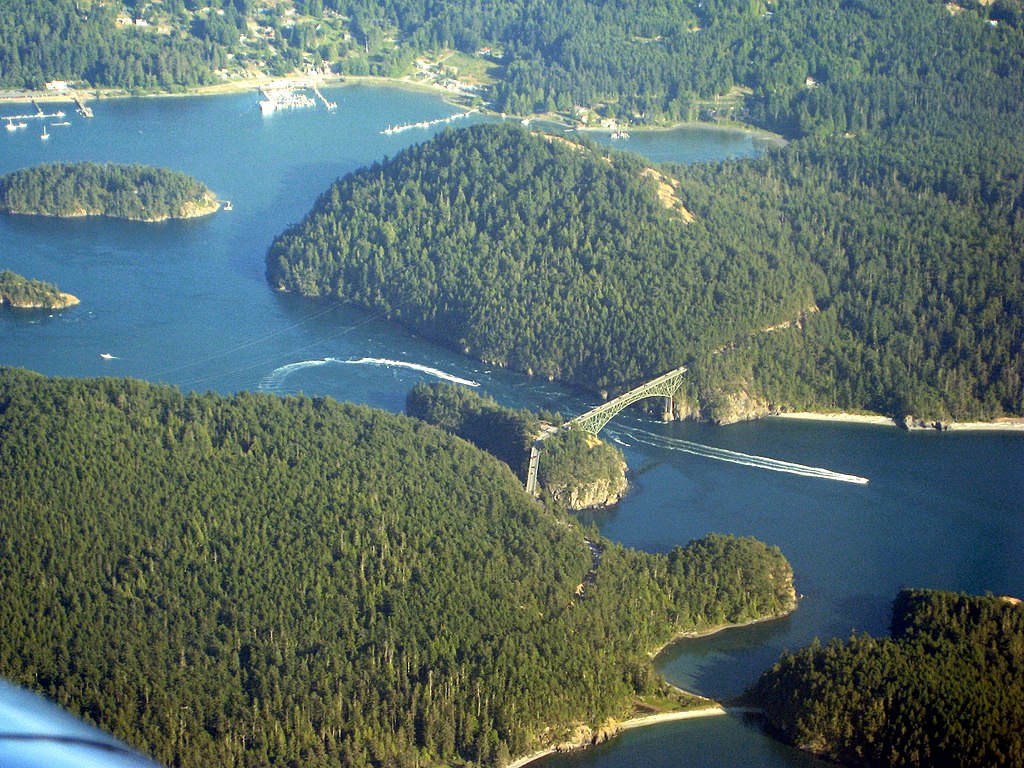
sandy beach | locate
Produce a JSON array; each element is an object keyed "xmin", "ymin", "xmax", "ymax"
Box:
[
  {"xmin": 506, "ymin": 706, "xmax": 731, "ymax": 768},
  {"xmin": 772, "ymin": 412, "xmax": 1024, "ymax": 432},
  {"xmin": 619, "ymin": 705, "xmax": 728, "ymax": 730},
  {"xmin": 772, "ymin": 411, "xmax": 895, "ymax": 427}
]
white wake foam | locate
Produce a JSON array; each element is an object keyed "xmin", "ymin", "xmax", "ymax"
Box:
[
  {"xmin": 261, "ymin": 356, "xmax": 479, "ymax": 391},
  {"xmin": 260, "ymin": 358, "xmax": 332, "ymax": 390},
  {"xmin": 622, "ymin": 429, "xmax": 868, "ymax": 484},
  {"xmin": 341, "ymin": 357, "xmax": 479, "ymax": 387}
]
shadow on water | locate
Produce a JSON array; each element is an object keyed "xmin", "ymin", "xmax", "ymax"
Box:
[
  {"xmin": 654, "ymin": 614, "xmax": 796, "ymax": 700},
  {"xmin": 532, "ymin": 712, "xmax": 831, "ymax": 768}
]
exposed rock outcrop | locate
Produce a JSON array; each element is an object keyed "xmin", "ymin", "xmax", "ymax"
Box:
[
  {"xmin": 1, "ymin": 291, "xmax": 79, "ymax": 309},
  {"xmin": 550, "ymin": 458, "xmax": 628, "ymax": 510},
  {"xmin": 706, "ymin": 388, "xmax": 771, "ymax": 425},
  {"xmin": 541, "ymin": 431, "xmax": 629, "ymax": 510}
]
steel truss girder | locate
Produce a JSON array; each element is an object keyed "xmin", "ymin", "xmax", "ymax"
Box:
[{"xmin": 571, "ymin": 365, "xmax": 688, "ymax": 435}]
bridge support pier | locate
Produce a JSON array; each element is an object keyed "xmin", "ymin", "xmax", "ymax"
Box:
[
  {"xmin": 663, "ymin": 395, "xmax": 674, "ymax": 422},
  {"xmin": 525, "ymin": 443, "xmax": 541, "ymax": 496}
]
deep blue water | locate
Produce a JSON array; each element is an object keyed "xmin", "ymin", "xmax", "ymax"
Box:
[{"xmin": 2, "ymin": 86, "xmax": 1021, "ymax": 768}]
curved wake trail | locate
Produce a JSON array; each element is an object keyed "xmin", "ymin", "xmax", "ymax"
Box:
[
  {"xmin": 342, "ymin": 357, "xmax": 480, "ymax": 387},
  {"xmin": 622, "ymin": 428, "xmax": 869, "ymax": 484},
  {"xmin": 260, "ymin": 358, "xmax": 333, "ymax": 390},
  {"xmin": 260, "ymin": 357, "xmax": 479, "ymax": 391}
]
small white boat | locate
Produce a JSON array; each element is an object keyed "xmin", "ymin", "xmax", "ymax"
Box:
[
  {"xmin": 99, "ymin": 353, "xmax": 115, "ymax": 360},
  {"xmin": 40, "ymin": 126, "xmax": 49, "ymax": 140}
]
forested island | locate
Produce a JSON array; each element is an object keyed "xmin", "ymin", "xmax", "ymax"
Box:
[
  {"xmin": 407, "ymin": 382, "xmax": 627, "ymax": 509},
  {"xmin": 744, "ymin": 589, "xmax": 1024, "ymax": 767},
  {"xmin": 0, "ymin": 163, "xmax": 219, "ymax": 222},
  {"xmin": 267, "ymin": 123, "xmax": 1022, "ymax": 424},
  {"xmin": 0, "ymin": 367, "xmax": 796, "ymax": 767},
  {"xmin": 0, "ymin": 269, "xmax": 78, "ymax": 309}
]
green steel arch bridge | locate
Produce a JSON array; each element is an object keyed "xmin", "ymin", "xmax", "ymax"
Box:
[{"xmin": 525, "ymin": 363, "xmax": 689, "ymax": 495}]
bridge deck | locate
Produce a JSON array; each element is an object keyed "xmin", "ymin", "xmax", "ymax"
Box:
[{"xmin": 570, "ymin": 364, "xmax": 688, "ymax": 434}]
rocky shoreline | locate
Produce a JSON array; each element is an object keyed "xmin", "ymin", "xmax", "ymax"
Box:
[
  {"xmin": 1, "ymin": 291, "xmax": 79, "ymax": 310},
  {"xmin": 2, "ymin": 194, "xmax": 220, "ymax": 223}
]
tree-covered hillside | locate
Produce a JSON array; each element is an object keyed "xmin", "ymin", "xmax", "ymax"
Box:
[
  {"xmin": 267, "ymin": 124, "xmax": 816, "ymax": 395},
  {"xmin": 7, "ymin": 0, "xmax": 1022, "ymax": 136},
  {"xmin": 745, "ymin": 589, "xmax": 1024, "ymax": 767},
  {"xmin": 0, "ymin": 0, "xmax": 226, "ymax": 91},
  {"xmin": 267, "ymin": 124, "xmax": 1023, "ymax": 422},
  {"xmin": 405, "ymin": 381, "xmax": 538, "ymax": 480},
  {"xmin": 0, "ymin": 368, "xmax": 795, "ymax": 767}
]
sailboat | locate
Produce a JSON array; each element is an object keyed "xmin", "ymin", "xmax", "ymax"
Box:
[{"xmin": 40, "ymin": 125, "xmax": 49, "ymax": 140}]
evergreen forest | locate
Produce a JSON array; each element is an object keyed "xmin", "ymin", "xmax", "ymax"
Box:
[
  {"xmin": 0, "ymin": 368, "xmax": 796, "ymax": 767},
  {"xmin": 0, "ymin": 0, "xmax": 226, "ymax": 91},
  {"xmin": 267, "ymin": 124, "xmax": 1023, "ymax": 422},
  {"xmin": 0, "ymin": 162, "xmax": 218, "ymax": 221},
  {"xmin": 405, "ymin": 381, "xmax": 538, "ymax": 480},
  {"xmin": 744, "ymin": 589, "xmax": 1024, "ymax": 767}
]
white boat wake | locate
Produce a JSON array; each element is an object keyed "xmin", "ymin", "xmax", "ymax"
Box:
[
  {"xmin": 341, "ymin": 357, "xmax": 479, "ymax": 386},
  {"xmin": 622, "ymin": 428, "xmax": 869, "ymax": 484},
  {"xmin": 261, "ymin": 357, "xmax": 479, "ymax": 391}
]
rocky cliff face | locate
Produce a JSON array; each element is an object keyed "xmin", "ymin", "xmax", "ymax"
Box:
[
  {"xmin": 546, "ymin": 718, "xmax": 622, "ymax": 754},
  {"xmin": 706, "ymin": 389, "xmax": 771, "ymax": 425},
  {"xmin": 549, "ymin": 459, "xmax": 628, "ymax": 510},
  {"xmin": 667, "ymin": 387, "xmax": 771, "ymax": 426}
]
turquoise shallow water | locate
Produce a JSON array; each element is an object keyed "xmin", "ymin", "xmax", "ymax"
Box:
[{"xmin": 2, "ymin": 87, "xmax": 1021, "ymax": 768}]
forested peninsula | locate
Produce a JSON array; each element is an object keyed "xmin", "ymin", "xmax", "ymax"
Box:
[
  {"xmin": 267, "ymin": 123, "xmax": 1023, "ymax": 424},
  {"xmin": 0, "ymin": 163, "xmax": 219, "ymax": 222},
  {"xmin": 406, "ymin": 382, "xmax": 628, "ymax": 509},
  {"xmin": 744, "ymin": 589, "xmax": 1024, "ymax": 767},
  {"xmin": 0, "ymin": 367, "xmax": 796, "ymax": 767},
  {"xmin": 0, "ymin": 269, "xmax": 78, "ymax": 309}
]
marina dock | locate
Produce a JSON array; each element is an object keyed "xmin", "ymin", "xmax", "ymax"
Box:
[
  {"xmin": 75, "ymin": 95, "xmax": 93, "ymax": 118},
  {"xmin": 3, "ymin": 101, "xmax": 66, "ymax": 121},
  {"xmin": 312, "ymin": 85, "xmax": 337, "ymax": 110},
  {"xmin": 258, "ymin": 86, "xmax": 316, "ymax": 115},
  {"xmin": 382, "ymin": 109, "xmax": 475, "ymax": 135}
]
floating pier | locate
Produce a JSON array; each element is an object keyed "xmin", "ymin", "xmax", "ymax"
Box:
[
  {"xmin": 312, "ymin": 85, "xmax": 337, "ymax": 110},
  {"xmin": 75, "ymin": 95, "xmax": 93, "ymax": 118},
  {"xmin": 3, "ymin": 104, "xmax": 66, "ymax": 122},
  {"xmin": 381, "ymin": 109, "xmax": 475, "ymax": 135}
]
